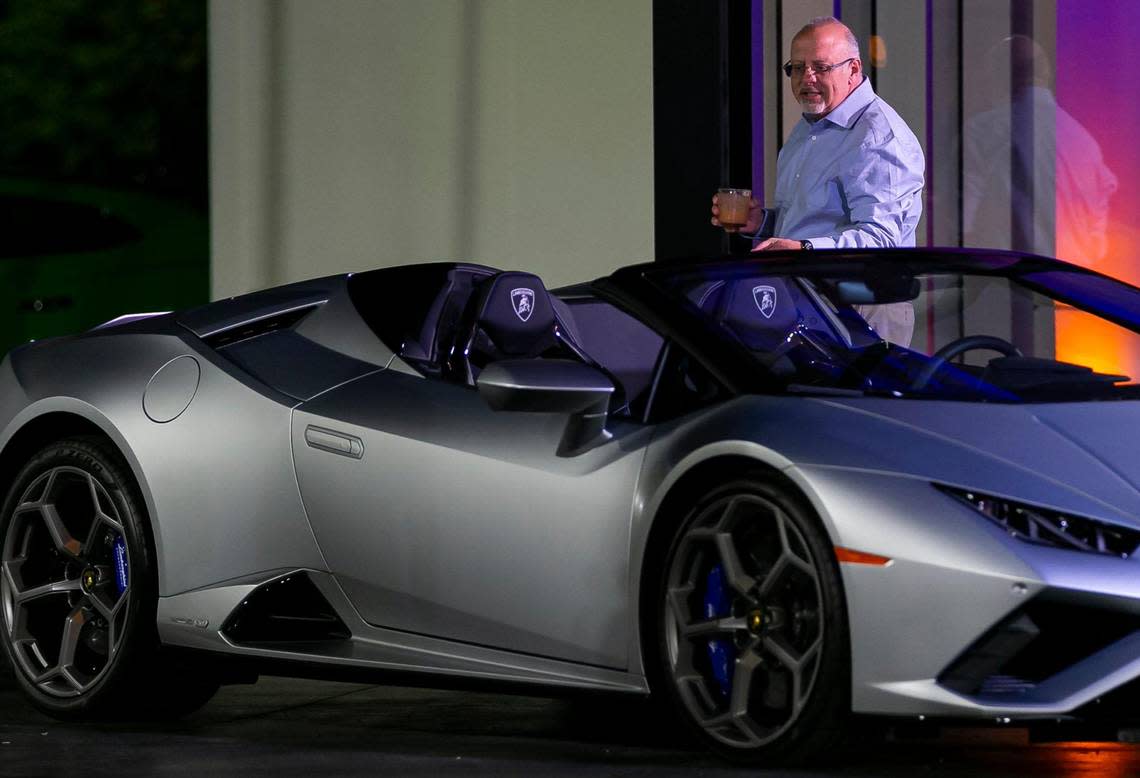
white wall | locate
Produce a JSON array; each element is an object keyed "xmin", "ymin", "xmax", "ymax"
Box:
[{"xmin": 210, "ymin": 0, "xmax": 654, "ymax": 297}]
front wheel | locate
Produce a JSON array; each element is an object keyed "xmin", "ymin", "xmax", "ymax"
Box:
[
  {"xmin": 0, "ymin": 437, "xmax": 217, "ymax": 718},
  {"xmin": 655, "ymin": 476, "xmax": 850, "ymax": 763}
]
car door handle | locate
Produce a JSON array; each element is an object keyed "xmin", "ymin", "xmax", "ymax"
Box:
[{"xmin": 304, "ymin": 425, "xmax": 364, "ymax": 459}]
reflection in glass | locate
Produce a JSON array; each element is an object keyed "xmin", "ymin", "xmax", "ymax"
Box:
[{"xmin": 964, "ymin": 34, "xmax": 1117, "ymax": 267}]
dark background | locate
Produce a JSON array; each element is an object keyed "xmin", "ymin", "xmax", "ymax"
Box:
[
  {"xmin": 654, "ymin": 0, "xmax": 753, "ymax": 260},
  {"xmin": 0, "ymin": 0, "xmax": 207, "ymax": 208},
  {"xmin": 0, "ymin": 0, "xmax": 209, "ymax": 354}
]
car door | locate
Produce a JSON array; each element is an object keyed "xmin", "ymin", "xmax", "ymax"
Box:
[{"xmin": 291, "ymin": 364, "xmax": 651, "ymax": 669}]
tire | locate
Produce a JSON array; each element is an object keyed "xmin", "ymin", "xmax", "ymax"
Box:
[
  {"xmin": 652, "ymin": 475, "xmax": 850, "ymax": 764},
  {"xmin": 0, "ymin": 437, "xmax": 218, "ymax": 719}
]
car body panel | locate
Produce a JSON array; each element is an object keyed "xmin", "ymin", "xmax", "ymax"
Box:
[
  {"xmin": 292, "ymin": 367, "xmax": 653, "ymax": 668},
  {"xmin": 0, "ymin": 330, "xmax": 326, "ymax": 597},
  {"xmin": 157, "ymin": 568, "xmax": 648, "ymax": 692},
  {"xmin": 817, "ymin": 397, "xmax": 1140, "ymax": 525}
]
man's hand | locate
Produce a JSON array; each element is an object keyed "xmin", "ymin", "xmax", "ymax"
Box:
[
  {"xmin": 710, "ymin": 193, "xmax": 762, "ymax": 233},
  {"xmin": 751, "ymin": 237, "xmax": 803, "ymax": 251}
]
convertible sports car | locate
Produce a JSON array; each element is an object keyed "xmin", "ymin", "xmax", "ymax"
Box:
[{"xmin": 4, "ymin": 248, "xmax": 1140, "ymax": 763}]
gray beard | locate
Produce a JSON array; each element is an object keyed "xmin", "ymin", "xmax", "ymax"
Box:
[{"xmin": 798, "ymin": 99, "xmax": 826, "ymax": 115}]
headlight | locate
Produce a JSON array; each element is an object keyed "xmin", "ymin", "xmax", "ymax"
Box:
[{"xmin": 936, "ymin": 484, "xmax": 1140, "ymax": 559}]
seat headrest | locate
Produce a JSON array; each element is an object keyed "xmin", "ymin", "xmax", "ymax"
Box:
[
  {"xmin": 719, "ymin": 277, "xmax": 802, "ymax": 351},
  {"xmin": 472, "ymin": 271, "xmax": 557, "ymax": 357}
]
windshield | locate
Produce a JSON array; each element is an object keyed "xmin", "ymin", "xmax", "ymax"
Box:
[{"xmin": 644, "ymin": 255, "xmax": 1140, "ymax": 403}]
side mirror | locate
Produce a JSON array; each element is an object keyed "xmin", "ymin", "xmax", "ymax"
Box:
[{"xmin": 477, "ymin": 359, "xmax": 615, "ymax": 455}]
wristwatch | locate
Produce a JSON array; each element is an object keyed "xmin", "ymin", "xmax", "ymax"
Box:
[{"xmin": 800, "ymin": 240, "xmax": 814, "ymax": 250}]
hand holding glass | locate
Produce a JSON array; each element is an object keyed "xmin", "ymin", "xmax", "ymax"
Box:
[{"xmin": 715, "ymin": 188, "xmax": 753, "ymax": 232}]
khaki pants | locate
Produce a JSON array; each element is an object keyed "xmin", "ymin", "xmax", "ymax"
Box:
[{"xmin": 855, "ymin": 302, "xmax": 915, "ymax": 348}]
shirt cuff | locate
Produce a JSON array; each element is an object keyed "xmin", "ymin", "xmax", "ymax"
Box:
[{"xmin": 806, "ymin": 236, "xmax": 836, "ymax": 249}]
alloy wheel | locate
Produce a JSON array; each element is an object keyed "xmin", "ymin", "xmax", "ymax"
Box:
[
  {"xmin": 663, "ymin": 491, "xmax": 824, "ymax": 749},
  {"xmin": 2, "ymin": 465, "xmax": 131, "ymax": 698}
]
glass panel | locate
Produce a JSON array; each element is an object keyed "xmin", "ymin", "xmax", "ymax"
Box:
[{"xmin": 644, "ymin": 258, "xmax": 1140, "ymax": 404}]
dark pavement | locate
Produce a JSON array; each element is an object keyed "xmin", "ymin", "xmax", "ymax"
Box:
[{"xmin": 3, "ymin": 658, "xmax": 1140, "ymax": 777}]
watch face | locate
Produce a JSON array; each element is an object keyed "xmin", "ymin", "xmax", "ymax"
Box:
[{"xmin": 800, "ymin": 240, "xmax": 814, "ymax": 250}]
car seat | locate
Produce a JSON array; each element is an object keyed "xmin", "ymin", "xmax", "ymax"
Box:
[{"xmin": 450, "ymin": 271, "xmax": 584, "ymax": 385}]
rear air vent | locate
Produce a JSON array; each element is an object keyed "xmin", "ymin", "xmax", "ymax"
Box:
[
  {"xmin": 202, "ymin": 305, "xmax": 320, "ymax": 348},
  {"xmin": 221, "ymin": 572, "xmax": 349, "ymax": 644}
]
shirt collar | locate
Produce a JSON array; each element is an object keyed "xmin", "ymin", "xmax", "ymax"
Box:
[{"xmin": 808, "ymin": 76, "xmax": 875, "ymax": 129}]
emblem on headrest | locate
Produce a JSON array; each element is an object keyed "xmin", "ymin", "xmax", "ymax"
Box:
[
  {"xmin": 511, "ymin": 287, "xmax": 535, "ymax": 322},
  {"xmin": 752, "ymin": 285, "xmax": 777, "ymax": 319}
]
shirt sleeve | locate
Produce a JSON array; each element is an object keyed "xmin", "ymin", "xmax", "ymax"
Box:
[{"xmin": 808, "ymin": 127, "xmax": 926, "ymax": 249}]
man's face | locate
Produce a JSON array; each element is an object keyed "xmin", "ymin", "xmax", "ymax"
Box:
[{"xmin": 788, "ymin": 25, "xmax": 860, "ymax": 117}]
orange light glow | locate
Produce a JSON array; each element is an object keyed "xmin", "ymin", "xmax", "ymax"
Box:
[
  {"xmin": 1035, "ymin": 742, "xmax": 1140, "ymax": 777},
  {"xmin": 834, "ymin": 547, "xmax": 892, "ymax": 566},
  {"xmin": 1054, "ymin": 305, "xmax": 1140, "ymax": 380},
  {"xmin": 1054, "ymin": 96, "xmax": 1140, "ymax": 378}
]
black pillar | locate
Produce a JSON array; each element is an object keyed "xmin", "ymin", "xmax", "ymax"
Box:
[{"xmin": 653, "ymin": 0, "xmax": 753, "ymax": 260}]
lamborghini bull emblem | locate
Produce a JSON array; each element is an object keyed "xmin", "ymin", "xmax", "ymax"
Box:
[
  {"xmin": 511, "ymin": 288, "xmax": 535, "ymax": 322},
  {"xmin": 753, "ymin": 285, "xmax": 777, "ymax": 319}
]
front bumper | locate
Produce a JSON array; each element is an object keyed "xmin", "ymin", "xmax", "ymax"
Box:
[{"xmin": 795, "ymin": 465, "xmax": 1140, "ymax": 718}]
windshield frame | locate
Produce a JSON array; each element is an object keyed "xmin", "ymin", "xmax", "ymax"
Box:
[{"xmin": 595, "ymin": 248, "xmax": 1140, "ymax": 400}]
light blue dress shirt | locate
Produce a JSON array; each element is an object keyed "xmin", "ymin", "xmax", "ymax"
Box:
[{"xmin": 772, "ymin": 77, "xmax": 925, "ymax": 248}]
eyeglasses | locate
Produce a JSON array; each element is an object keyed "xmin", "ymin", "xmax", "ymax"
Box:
[{"xmin": 782, "ymin": 58, "xmax": 855, "ymax": 78}]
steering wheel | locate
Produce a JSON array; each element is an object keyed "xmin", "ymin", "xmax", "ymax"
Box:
[{"xmin": 910, "ymin": 335, "xmax": 1022, "ymax": 391}]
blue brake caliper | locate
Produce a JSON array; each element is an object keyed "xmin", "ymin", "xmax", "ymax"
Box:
[
  {"xmin": 703, "ymin": 564, "xmax": 735, "ymax": 698},
  {"xmin": 112, "ymin": 535, "xmax": 129, "ymax": 595}
]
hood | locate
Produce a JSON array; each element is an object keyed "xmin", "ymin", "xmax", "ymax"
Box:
[
  {"xmin": 681, "ymin": 395, "xmax": 1140, "ymax": 531},
  {"xmin": 799, "ymin": 397, "xmax": 1140, "ymax": 529}
]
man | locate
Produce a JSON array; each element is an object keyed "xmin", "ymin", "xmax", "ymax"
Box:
[
  {"xmin": 712, "ymin": 17, "xmax": 925, "ymax": 343},
  {"xmin": 714, "ymin": 17, "xmax": 924, "ymax": 249}
]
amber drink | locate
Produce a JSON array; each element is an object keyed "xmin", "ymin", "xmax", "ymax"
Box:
[{"xmin": 717, "ymin": 188, "xmax": 751, "ymax": 231}]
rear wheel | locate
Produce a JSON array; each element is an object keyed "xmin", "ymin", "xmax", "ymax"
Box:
[
  {"xmin": 655, "ymin": 476, "xmax": 850, "ymax": 763},
  {"xmin": 0, "ymin": 437, "xmax": 218, "ymax": 718}
]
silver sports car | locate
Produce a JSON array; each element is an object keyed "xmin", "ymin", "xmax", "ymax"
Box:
[{"xmin": 4, "ymin": 248, "xmax": 1140, "ymax": 763}]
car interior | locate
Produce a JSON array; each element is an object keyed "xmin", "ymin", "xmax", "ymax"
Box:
[{"xmin": 349, "ymin": 264, "xmax": 670, "ymax": 421}]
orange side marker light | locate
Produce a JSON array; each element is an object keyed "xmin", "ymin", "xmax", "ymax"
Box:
[{"xmin": 835, "ymin": 547, "xmax": 893, "ymax": 566}]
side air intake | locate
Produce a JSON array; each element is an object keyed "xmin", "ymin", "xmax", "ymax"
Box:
[
  {"xmin": 938, "ymin": 595, "xmax": 1140, "ymax": 698},
  {"xmin": 221, "ymin": 572, "xmax": 350, "ymax": 644}
]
